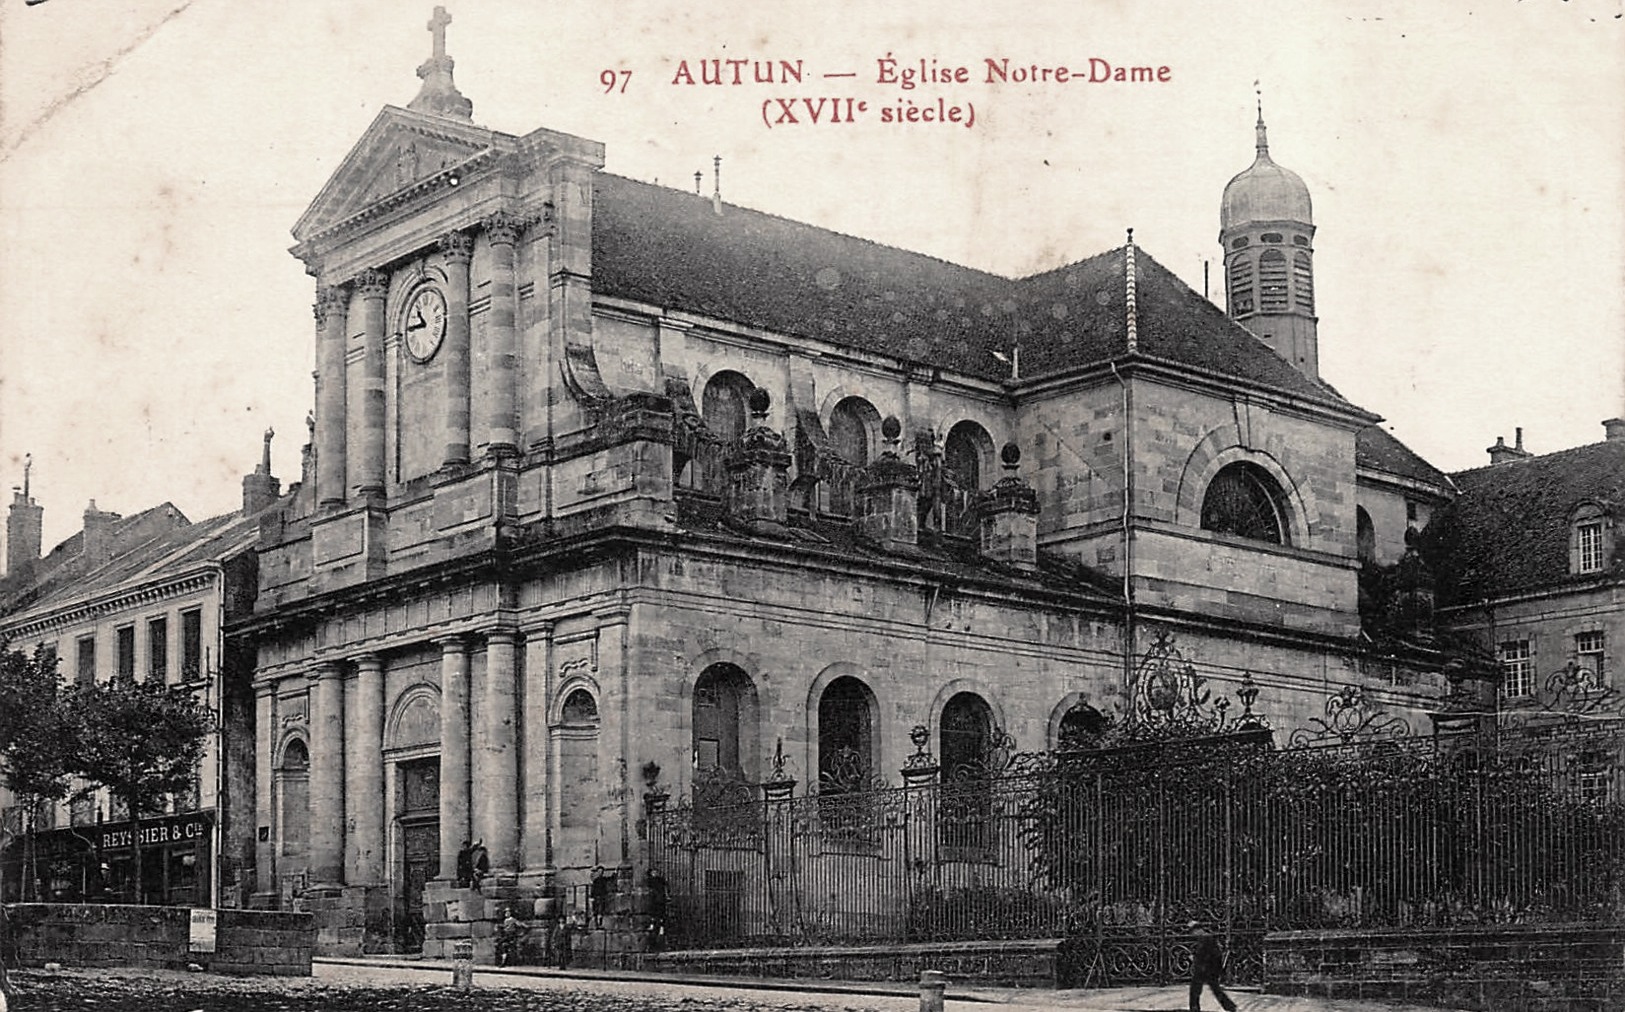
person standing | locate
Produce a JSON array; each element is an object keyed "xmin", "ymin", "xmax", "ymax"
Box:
[{"xmin": 1188, "ymin": 922, "xmax": 1238, "ymax": 1012}]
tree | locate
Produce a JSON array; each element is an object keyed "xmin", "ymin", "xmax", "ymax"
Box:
[
  {"xmin": 69, "ymin": 674, "xmax": 213, "ymax": 905},
  {"xmin": 0, "ymin": 644, "xmax": 77, "ymax": 903}
]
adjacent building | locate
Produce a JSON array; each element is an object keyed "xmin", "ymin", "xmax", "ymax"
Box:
[{"xmin": 0, "ymin": 440, "xmax": 283, "ymax": 907}]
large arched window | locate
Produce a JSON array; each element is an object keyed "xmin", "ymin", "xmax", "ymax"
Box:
[
  {"xmin": 939, "ymin": 692, "xmax": 995, "ymax": 855},
  {"xmin": 696, "ymin": 371, "xmax": 755, "ymax": 492},
  {"xmin": 943, "ymin": 421, "xmax": 993, "ymax": 536},
  {"xmin": 1056, "ymin": 702, "xmax": 1109, "ymax": 751},
  {"xmin": 817, "ymin": 676, "xmax": 876, "ymax": 794},
  {"xmin": 940, "ymin": 692, "xmax": 993, "ymax": 781},
  {"xmin": 693, "ymin": 663, "xmax": 759, "ymax": 783},
  {"xmin": 828, "ymin": 397, "xmax": 880, "ymax": 515},
  {"xmin": 1201, "ymin": 462, "xmax": 1290, "ymax": 545},
  {"xmin": 829, "ymin": 397, "xmax": 878, "ymax": 467}
]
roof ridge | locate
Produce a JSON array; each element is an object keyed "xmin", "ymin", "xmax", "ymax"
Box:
[{"xmin": 1452, "ymin": 439, "xmax": 1625, "ymax": 479}]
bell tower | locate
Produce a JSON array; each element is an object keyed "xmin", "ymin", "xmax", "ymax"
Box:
[{"xmin": 1219, "ymin": 98, "xmax": 1319, "ymax": 379}]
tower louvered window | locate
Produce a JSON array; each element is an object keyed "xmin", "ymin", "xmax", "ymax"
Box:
[
  {"xmin": 1258, "ymin": 250, "xmax": 1288, "ymax": 312},
  {"xmin": 1228, "ymin": 257, "xmax": 1254, "ymax": 315},
  {"xmin": 1293, "ymin": 252, "xmax": 1314, "ymax": 313}
]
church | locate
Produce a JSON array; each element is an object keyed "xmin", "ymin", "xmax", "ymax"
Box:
[{"xmin": 234, "ymin": 8, "xmax": 1464, "ymax": 959}]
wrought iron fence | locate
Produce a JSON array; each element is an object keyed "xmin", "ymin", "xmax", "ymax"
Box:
[{"xmin": 646, "ymin": 727, "xmax": 1625, "ymax": 986}]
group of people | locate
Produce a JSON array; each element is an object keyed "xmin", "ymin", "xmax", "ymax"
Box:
[{"xmin": 485, "ymin": 868, "xmax": 670, "ymax": 969}]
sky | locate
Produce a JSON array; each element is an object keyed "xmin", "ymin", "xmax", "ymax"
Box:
[{"xmin": 0, "ymin": 0, "xmax": 1621, "ymax": 554}]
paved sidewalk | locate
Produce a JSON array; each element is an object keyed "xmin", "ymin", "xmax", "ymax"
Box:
[{"xmin": 317, "ymin": 955, "xmax": 1469, "ymax": 1012}]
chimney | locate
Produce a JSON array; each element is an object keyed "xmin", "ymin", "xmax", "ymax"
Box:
[
  {"xmin": 1604, "ymin": 418, "xmax": 1625, "ymax": 443},
  {"xmin": 6, "ymin": 455, "xmax": 43, "ymax": 580},
  {"xmin": 855, "ymin": 417, "xmax": 920, "ymax": 551},
  {"xmin": 242, "ymin": 427, "xmax": 282, "ymax": 515},
  {"xmin": 725, "ymin": 388, "xmax": 791, "ymax": 525},
  {"xmin": 978, "ymin": 442, "xmax": 1040, "ymax": 570},
  {"xmin": 1486, "ymin": 429, "xmax": 1532, "ymax": 466},
  {"xmin": 82, "ymin": 499, "xmax": 121, "ymax": 566}
]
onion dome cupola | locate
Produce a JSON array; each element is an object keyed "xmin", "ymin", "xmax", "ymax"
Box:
[{"xmin": 1219, "ymin": 101, "xmax": 1320, "ymax": 379}]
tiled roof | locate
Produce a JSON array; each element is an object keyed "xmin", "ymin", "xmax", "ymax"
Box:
[
  {"xmin": 1356, "ymin": 426, "xmax": 1453, "ymax": 492},
  {"xmin": 0, "ymin": 505, "xmax": 263, "ymax": 625},
  {"xmin": 1429, "ymin": 440, "xmax": 1625, "ymax": 605},
  {"xmin": 590, "ymin": 174, "xmax": 1356, "ymax": 409}
]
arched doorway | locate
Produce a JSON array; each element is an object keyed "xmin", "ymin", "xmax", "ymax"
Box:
[
  {"xmin": 939, "ymin": 692, "xmax": 995, "ymax": 855},
  {"xmin": 555, "ymin": 688, "xmax": 601, "ymax": 874},
  {"xmin": 692, "ymin": 664, "xmax": 759, "ymax": 804}
]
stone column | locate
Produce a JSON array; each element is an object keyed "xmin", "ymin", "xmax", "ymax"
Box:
[
  {"xmin": 483, "ymin": 213, "xmax": 522, "ymax": 456},
  {"xmin": 437, "ymin": 636, "xmax": 471, "ymax": 880},
  {"xmin": 519, "ymin": 623, "xmax": 553, "ymax": 876},
  {"xmin": 473, "ymin": 628, "xmax": 520, "ymax": 873},
  {"xmin": 439, "ymin": 231, "xmax": 474, "ymax": 468},
  {"xmin": 346, "ymin": 654, "xmax": 385, "ymax": 885},
  {"xmin": 252, "ymin": 684, "xmax": 276, "ymax": 899},
  {"xmin": 307, "ymin": 661, "xmax": 347, "ymax": 889},
  {"xmin": 355, "ymin": 270, "xmax": 390, "ymax": 501},
  {"xmin": 314, "ymin": 285, "xmax": 349, "ymax": 508}
]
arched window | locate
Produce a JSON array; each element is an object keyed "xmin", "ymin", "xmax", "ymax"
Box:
[
  {"xmin": 827, "ymin": 397, "xmax": 879, "ymax": 516},
  {"xmin": 943, "ymin": 421, "xmax": 993, "ymax": 536},
  {"xmin": 1201, "ymin": 462, "xmax": 1290, "ymax": 545},
  {"xmin": 696, "ymin": 371, "xmax": 755, "ymax": 492},
  {"xmin": 1292, "ymin": 252, "xmax": 1314, "ymax": 313},
  {"xmin": 1228, "ymin": 256, "xmax": 1254, "ymax": 315},
  {"xmin": 1356, "ymin": 506, "xmax": 1376, "ymax": 567},
  {"xmin": 817, "ymin": 677, "xmax": 876, "ymax": 794},
  {"xmin": 561, "ymin": 688, "xmax": 599, "ymax": 724},
  {"xmin": 1258, "ymin": 249, "xmax": 1288, "ymax": 312},
  {"xmin": 940, "ymin": 692, "xmax": 993, "ymax": 781},
  {"xmin": 693, "ymin": 663, "xmax": 759, "ymax": 782},
  {"xmin": 829, "ymin": 397, "xmax": 878, "ymax": 467},
  {"xmin": 1056, "ymin": 703, "xmax": 1109, "ymax": 751}
]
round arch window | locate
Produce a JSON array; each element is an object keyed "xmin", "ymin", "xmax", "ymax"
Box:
[{"xmin": 1201, "ymin": 462, "xmax": 1291, "ymax": 545}]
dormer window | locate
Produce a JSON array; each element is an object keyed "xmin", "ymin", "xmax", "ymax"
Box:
[{"xmin": 1569, "ymin": 502, "xmax": 1612, "ymax": 575}]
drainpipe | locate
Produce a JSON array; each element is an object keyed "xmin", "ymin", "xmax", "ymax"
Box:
[{"xmin": 1110, "ymin": 360, "xmax": 1135, "ymax": 689}]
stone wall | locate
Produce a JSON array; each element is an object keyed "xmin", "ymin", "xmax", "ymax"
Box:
[
  {"xmin": 640, "ymin": 938, "xmax": 1062, "ymax": 987},
  {"xmin": 1265, "ymin": 924, "xmax": 1625, "ymax": 1012},
  {"xmin": 3, "ymin": 904, "xmax": 313, "ymax": 976}
]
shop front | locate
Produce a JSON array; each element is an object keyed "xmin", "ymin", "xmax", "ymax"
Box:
[{"xmin": 0, "ymin": 810, "xmax": 213, "ymax": 907}]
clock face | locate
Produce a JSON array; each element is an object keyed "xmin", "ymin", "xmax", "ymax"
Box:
[{"xmin": 403, "ymin": 287, "xmax": 447, "ymax": 362}]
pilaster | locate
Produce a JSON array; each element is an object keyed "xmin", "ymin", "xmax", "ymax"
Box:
[
  {"xmin": 355, "ymin": 270, "xmax": 389, "ymax": 501},
  {"xmin": 437, "ymin": 635, "xmax": 471, "ymax": 880},
  {"xmin": 440, "ymin": 230, "xmax": 474, "ymax": 468},
  {"xmin": 252, "ymin": 684, "xmax": 276, "ymax": 903},
  {"xmin": 519, "ymin": 621, "xmax": 553, "ymax": 880},
  {"xmin": 474, "ymin": 628, "xmax": 520, "ymax": 873},
  {"xmin": 345, "ymin": 654, "xmax": 385, "ymax": 884},
  {"xmin": 314, "ymin": 285, "xmax": 349, "ymax": 508},
  {"xmin": 307, "ymin": 661, "xmax": 347, "ymax": 889}
]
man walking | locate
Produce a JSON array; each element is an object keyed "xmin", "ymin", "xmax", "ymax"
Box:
[{"xmin": 1188, "ymin": 922, "xmax": 1238, "ymax": 1012}]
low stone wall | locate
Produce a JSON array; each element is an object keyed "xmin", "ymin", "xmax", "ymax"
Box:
[
  {"xmin": 2, "ymin": 904, "xmax": 314, "ymax": 976},
  {"xmin": 1265, "ymin": 924, "xmax": 1625, "ymax": 1012},
  {"xmin": 640, "ymin": 938, "xmax": 1063, "ymax": 987}
]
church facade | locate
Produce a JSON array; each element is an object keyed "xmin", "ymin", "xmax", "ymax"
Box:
[{"xmin": 235, "ymin": 12, "xmax": 1463, "ymax": 958}]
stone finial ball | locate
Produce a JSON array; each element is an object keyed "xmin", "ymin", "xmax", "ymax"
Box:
[
  {"xmin": 881, "ymin": 416, "xmax": 903, "ymax": 440},
  {"xmin": 747, "ymin": 387, "xmax": 771, "ymax": 414},
  {"xmin": 1000, "ymin": 442, "xmax": 1021, "ymax": 467}
]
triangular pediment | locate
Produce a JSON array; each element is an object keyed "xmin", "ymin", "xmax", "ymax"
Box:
[{"xmin": 293, "ymin": 106, "xmax": 507, "ymax": 243}]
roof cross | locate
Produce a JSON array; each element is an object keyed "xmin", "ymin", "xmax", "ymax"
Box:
[{"xmin": 429, "ymin": 6, "xmax": 452, "ymax": 60}]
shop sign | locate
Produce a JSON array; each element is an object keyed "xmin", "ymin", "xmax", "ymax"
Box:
[{"xmin": 99, "ymin": 811, "xmax": 212, "ymax": 851}]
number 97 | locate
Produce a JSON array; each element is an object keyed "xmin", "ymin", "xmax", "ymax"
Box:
[{"xmin": 600, "ymin": 69, "xmax": 631, "ymax": 94}]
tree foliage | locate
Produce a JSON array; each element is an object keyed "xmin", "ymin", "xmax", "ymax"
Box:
[{"xmin": 0, "ymin": 644, "xmax": 76, "ymax": 809}]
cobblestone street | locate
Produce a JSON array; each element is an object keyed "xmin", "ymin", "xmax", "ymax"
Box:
[{"xmin": 0, "ymin": 962, "xmax": 1467, "ymax": 1012}]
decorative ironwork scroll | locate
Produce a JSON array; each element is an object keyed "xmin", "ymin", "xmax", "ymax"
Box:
[
  {"xmin": 1123, "ymin": 628, "xmax": 1270, "ymax": 741},
  {"xmin": 1287, "ymin": 684, "xmax": 1411, "ymax": 747}
]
